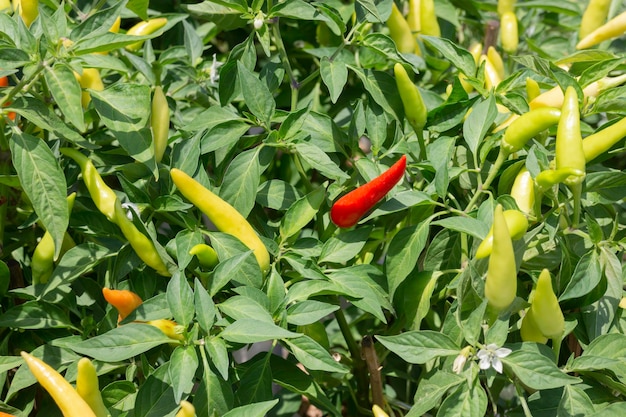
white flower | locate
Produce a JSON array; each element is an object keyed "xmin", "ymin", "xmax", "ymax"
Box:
[
  {"xmin": 121, "ymin": 202, "xmax": 140, "ymax": 221},
  {"xmin": 476, "ymin": 344, "xmax": 511, "ymax": 374}
]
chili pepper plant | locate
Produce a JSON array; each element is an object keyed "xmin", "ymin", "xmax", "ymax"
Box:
[{"xmin": 1, "ymin": 0, "xmax": 626, "ymax": 416}]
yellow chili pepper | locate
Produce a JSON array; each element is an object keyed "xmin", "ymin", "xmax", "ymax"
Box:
[
  {"xmin": 175, "ymin": 400, "xmax": 196, "ymax": 417},
  {"xmin": 579, "ymin": 0, "xmax": 612, "ymax": 39},
  {"xmin": 500, "ymin": 11, "xmax": 518, "ymax": 54},
  {"xmin": 510, "ymin": 167, "xmax": 535, "ymax": 216},
  {"xmin": 406, "ymin": 0, "xmax": 420, "ymax": 33},
  {"xmin": 75, "ymin": 68, "xmax": 104, "ymax": 108},
  {"xmin": 189, "ymin": 243, "xmax": 219, "ymax": 269},
  {"xmin": 125, "ymin": 17, "xmax": 168, "ymax": 51},
  {"xmin": 394, "ymin": 63, "xmax": 427, "ymax": 133},
  {"xmin": 76, "ymin": 358, "xmax": 109, "ymax": 417},
  {"xmin": 170, "ymin": 168, "xmax": 270, "ymax": 275},
  {"xmin": 526, "ymin": 77, "xmax": 541, "ymax": 102},
  {"xmin": 528, "ymin": 269, "xmax": 564, "ymax": 339},
  {"xmin": 520, "ymin": 307, "xmax": 548, "ymax": 343},
  {"xmin": 419, "ymin": 0, "xmax": 440, "ymax": 37},
  {"xmin": 484, "ymin": 205, "xmax": 517, "ymax": 311},
  {"xmin": 387, "ymin": 3, "xmax": 420, "ymax": 55},
  {"xmin": 576, "ymin": 10, "xmax": 626, "ymax": 49},
  {"xmin": 145, "ymin": 319, "xmax": 185, "ymax": 341},
  {"xmin": 487, "ymin": 46, "xmax": 505, "ymax": 80},
  {"xmin": 13, "ymin": 0, "xmax": 38, "ymax": 27},
  {"xmin": 20, "ymin": 351, "xmax": 97, "ymax": 417},
  {"xmin": 529, "ymin": 74, "xmax": 626, "ymax": 110},
  {"xmin": 372, "ymin": 404, "xmax": 390, "ymax": 417},
  {"xmin": 555, "ymin": 87, "xmax": 586, "ymax": 187},
  {"xmin": 497, "ymin": 0, "xmax": 516, "ymax": 16}
]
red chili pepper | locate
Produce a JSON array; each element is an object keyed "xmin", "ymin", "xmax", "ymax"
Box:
[{"xmin": 330, "ymin": 155, "xmax": 407, "ymax": 228}]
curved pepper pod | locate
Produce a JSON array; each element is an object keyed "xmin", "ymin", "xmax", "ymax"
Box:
[
  {"xmin": 170, "ymin": 168, "xmax": 270, "ymax": 275},
  {"xmin": 576, "ymin": 10, "xmax": 626, "ymax": 49},
  {"xmin": 189, "ymin": 243, "xmax": 219, "ymax": 269},
  {"xmin": 330, "ymin": 155, "xmax": 407, "ymax": 228},
  {"xmin": 175, "ymin": 400, "xmax": 196, "ymax": 417},
  {"xmin": 387, "ymin": 3, "xmax": 420, "ymax": 55},
  {"xmin": 125, "ymin": 17, "xmax": 168, "ymax": 51},
  {"xmin": 579, "ymin": 0, "xmax": 612, "ymax": 40},
  {"xmin": 555, "ymin": 87, "xmax": 585, "ymax": 187},
  {"xmin": 146, "ymin": 319, "xmax": 185, "ymax": 341},
  {"xmin": 75, "ymin": 68, "xmax": 104, "ymax": 108},
  {"xmin": 20, "ymin": 351, "xmax": 97, "ymax": 417},
  {"xmin": 535, "ymin": 167, "xmax": 584, "ymax": 191},
  {"xmin": 529, "ymin": 269, "xmax": 564, "ymax": 338},
  {"xmin": 499, "ymin": 11, "xmax": 518, "ymax": 54},
  {"xmin": 112, "ymin": 200, "xmax": 171, "ymax": 276},
  {"xmin": 394, "ymin": 64, "xmax": 427, "ymax": 133},
  {"xmin": 484, "ymin": 205, "xmax": 517, "ymax": 311},
  {"xmin": 510, "ymin": 167, "xmax": 534, "ymax": 215},
  {"xmin": 475, "ymin": 209, "xmax": 528, "ymax": 259},
  {"xmin": 60, "ymin": 148, "xmax": 117, "ymax": 221},
  {"xmin": 501, "ymin": 107, "xmax": 561, "ymax": 155},
  {"xmin": 520, "ymin": 307, "xmax": 548, "ymax": 343},
  {"xmin": 102, "ymin": 288, "xmax": 143, "ymax": 322},
  {"xmin": 151, "ymin": 86, "xmax": 169, "ymax": 163},
  {"xmin": 583, "ymin": 115, "xmax": 626, "ymax": 162},
  {"xmin": 76, "ymin": 358, "xmax": 109, "ymax": 417}
]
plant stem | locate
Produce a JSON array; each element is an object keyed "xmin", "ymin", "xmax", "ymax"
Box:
[
  {"xmin": 335, "ymin": 306, "xmax": 370, "ymax": 410},
  {"xmin": 465, "ymin": 148, "xmax": 507, "ymax": 213},
  {"xmin": 568, "ymin": 182, "xmax": 582, "ymax": 229},
  {"xmin": 514, "ymin": 379, "xmax": 533, "ymax": 417},
  {"xmin": 362, "ymin": 335, "xmax": 384, "ymax": 408}
]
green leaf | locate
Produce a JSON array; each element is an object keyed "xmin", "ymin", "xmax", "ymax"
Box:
[
  {"xmin": 166, "ymin": 271, "xmax": 195, "ymax": 327},
  {"xmin": 90, "ymin": 83, "xmax": 151, "ymax": 132},
  {"xmin": 70, "ymin": 0, "xmax": 126, "ymax": 40},
  {"xmin": 223, "ymin": 400, "xmax": 279, "ymax": 417},
  {"xmin": 0, "ymin": 301, "xmax": 75, "ymax": 329},
  {"xmin": 295, "ymin": 142, "xmax": 350, "ymax": 181},
  {"xmin": 385, "ymin": 220, "xmax": 431, "ymax": 299},
  {"xmin": 0, "ymin": 48, "xmax": 30, "ymax": 69},
  {"xmin": 182, "ymin": 19, "xmax": 203, "ymax": 66},
  {"xmin": 205, "ymin": 336, "xmax": 230, "ymax": 381},
  {"xmin": 348, "ymin": 66, "xmax": 403, "ymax": 120},
  {"xmin": 220, "ymin": 318, "xmax": 299, "ymax": 344},
  {"xmin": 376, "ymin": 331, "xmax": 459, "ymax": 364},
  {"xmin": 211, "ymin": 251, "xmax": 262, "ymax": 295},
  {"xmin": 237, "ymin": 61, "xmax": 275, "ymax": 126},
  {"xmin": 218, "ymin": 295, "xmax": 273, "ymax": 323},
  {"xmin": 194, "ymin": 278, "xmax": 216, "ymax": 334},
  {"xmin": 463, "ymin": 95, "xmax": 497, "ymax": 155},
  {"xmin": 127, "ymin": 0, "xmax": 149, "ymax": 20},
  {"xmin": 432, "ymin": 216, "xmax": 489, "ymax": 240},
  {"xmin": 219, "ymin": 147, "xmax": 263, "ymax": 218},
  {"xmin": 235, "ymin": 356, "xmax": 273, "ymax": 405},
  {"xmin": 66, "ymin": 323, "xmax": 173, "ymax": 361},
  {"xmin": 320, "ymin": 57, "xmax": 348, "ymax": 104},
  {"xmin": 168, "ymin": 345, "xmax": 198, "ymax": 403},
  {"xmin": 256, "ymin": 180, "xmax": 301, "ymax": 211},
  {"xmin": 557, "ymin": 385, "xmax": 596, "ymax": 417},
  {"xmin": 278, "ymin": 106, "xmax": 310, "ymax": 141},
  {"xmin": 5, "ymin": 97, "xmax": 95, "ymax": 148},
  {"xmin": 133, "ymin": 362, "xmax": 178, "ymax": 417},
  {"xmin": 44, "ymin": 63, "xmax": 85, "ymax": 132},
  {"xmin": 319, "ymin": 227, "xmax": 371, "ymax": 264},
  {"xmin": 286, "ymin": 300, "xmax": 340, "ymax": 326},
  {"xmin": 10, "ymin": 132, "xmax": 68, "ymax": 258},
  {"xmin": 437, "ymin": 382, "xmax": 488, "ymax": 417},
  {"xmin": 421, "ymin": 36, "xmax": 477, "ymax": 77},
  {"xmin": 559, "ymin": 250, "xmax": 602, "ymax": 302},
  {"xmin": 280, "ymin": 186, "xmax": 326, "ymax": 239},
  {"xmin": 406, "ymin": 372, "xmax": 464, "ymax": 417},
  {"xmin": 501, "ymin": 344, "xmax": 581, "ymax": 390},
  {"xmin": 283, "ymin": 335, "xmax": 349, "ymax": 373}
]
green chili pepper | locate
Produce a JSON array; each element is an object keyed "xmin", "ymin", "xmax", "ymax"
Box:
[
  {"xmin": 583, "ymin": 115, "xmax": 626, "ymax": 162},
  {"xmin": 501, "ymin": 107, "xmax": 561, "ymax": 155},
  {"xmin": 125, "ymin": 17, "xmax": 168, "ymax": 51},
  {"xmin": 61, "ymin": 148, "xmax": 170, "ymax": 276},
  {"xmin": 112, "ymin": 200, "xmax": 171, "ymax": 276},
  {"xmin": 475, "ymin": 209, "xmax": 528, "ymax": 259},
  {"xmin": 394, "ymin": 63, "xmax": 427, "ymax": 134},
  {"xmin": 555, "ymin": 87, "xmax": 585, "ymax": 227},
  {"xmin": 579, "ymin": 0, "xmax": 612, "ymax": 40},
  {"xmin": 31, "ymin": 193, "xmax": 76, "ymax": 285},
  {"xmin": 60, "ymin": 148, "xmax": 117, "ymax": 221},
  {"xmin": 76, "ymin": 358, "xmax": 109, "ymax": 417},
  {"xmin": 151, "ymin": 85, "xmax": 169, "ymax": 163},
  {"xmin": 576, "ymin": 10, "xmax": 626, "ymax": 49},
  {"xmin": 189, "ymin": 243, "xmax": 219, "ymax": 269},
  {"xmin": 526, "ymin": 77, "xmax": 540, "ymax": 102},
  {"xmin": 520, "ymin": 307, "xmax": 548, "ymax": 343},
  {"xmin": 535, "ymin": 167, "xmax": 584, "ymax": 192},
  {"xmin": 529, "ymin": 268, "xmax": 564, "ymax": 339},
  {"xmin": 387, "ymin": 3, "xmax": 420, "ymax": 55},
  {"xmin": 484, "ymin": 205, "xmax": 518, "ymax": 311}
]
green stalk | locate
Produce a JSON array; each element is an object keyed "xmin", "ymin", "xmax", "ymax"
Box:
[
  {"xmin": 465, "ymin": 148, "xmax": 507, "ymax": 212},
  {"xmin": 335, "ymin": 306, "xmax": 369, "ymax": 408}
]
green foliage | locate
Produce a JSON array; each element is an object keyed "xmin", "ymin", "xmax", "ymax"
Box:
[{"xmin": 1, "ymin": 0, "xmax": 626, "ymax": 416}]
